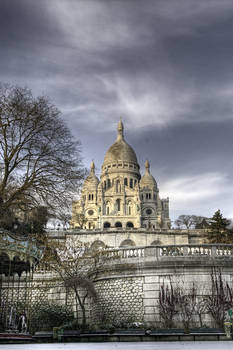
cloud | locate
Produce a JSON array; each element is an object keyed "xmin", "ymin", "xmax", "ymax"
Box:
[
  {"xmin": 161, "ymin": 172, "xmax": 233, "ymax": 220},
  {"xmin": 0, "ymin": 0, "xmax": 233, "ymax": 221}
]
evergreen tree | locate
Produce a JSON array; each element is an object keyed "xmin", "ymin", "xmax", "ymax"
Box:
[{"xmin": 208, "ymin": 210, "xmax": 232, "ymax": 243}]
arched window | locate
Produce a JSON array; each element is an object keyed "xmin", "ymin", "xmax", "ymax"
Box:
[
  {"xmin": 151, "ymin": 240, "xmax": 161, "ymax": 246},
  {"xmin": 115, "ymin": 221, "xmax": 122, "ymax": 228},
  {"xmin": 104, "ymin": 222, "xmax": 111, "ymax": 228},
  {"xmin": 146, "ymin": 193, "xmax": 151, "ymax": 200},
  {"xmin": 116, "ymin": 180, "xmax": 121, "ymax": 193},
  {"xmin": 126, "ymin": 222, "xmax": 134, "ymax": 228},
  {"xmin": 106, "ymin": 201, "xmax": 110, "ymax": 215},
  {"xmin": 91, "ymin": 240, "xmax": 106, "ymax": 251},
  {"xmin": 88, "ymin": 194, "xmax": 91, "ymax": 200},
  {"xmin": 116, "ymin": 199, "xmax": 121, "ymax": 211},
  {"xmin": 124, "ymin": 178, "xmax": 128, "ymax": 186},
  {"xmin": 107, "ymin": 179, "xmax": 111, "ymax": 188},
  {"xmin": 127, "ymin": 201, "xmax": 132, "ymax": 215},
  {"xmin": 130, "ymin": 179, "xmax": 133, "ymax": 188},
  {"xmin": 120, "ymin": 239, "xmax": 135, "ymax": 247},
  {"xmin": 104, "ymin": 181, "xmax": 106, "ymax": 190}
]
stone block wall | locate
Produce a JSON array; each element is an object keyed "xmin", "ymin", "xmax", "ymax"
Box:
[{"xmin": 92, "ymin": 276, "xmax": 144, "ymax": 327}]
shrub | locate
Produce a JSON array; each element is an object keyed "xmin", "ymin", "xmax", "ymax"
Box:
[{"xmin": 30, "ymin": 301, "xmax": 74, "ymax": 333}]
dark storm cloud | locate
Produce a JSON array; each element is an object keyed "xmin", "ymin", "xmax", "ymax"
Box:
[{"xmin": 0, "ymin": 0, "xmax": 233, "ymax": 220}]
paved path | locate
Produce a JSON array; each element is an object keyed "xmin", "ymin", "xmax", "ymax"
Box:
[{"xmin": 1, "ymin": 342, "xmax": 232, "ymax": 350}]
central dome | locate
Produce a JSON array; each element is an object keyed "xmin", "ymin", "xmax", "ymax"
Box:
[{"xmin": 103, "ymin": 120, "xmax": 139, "ymax": 166}]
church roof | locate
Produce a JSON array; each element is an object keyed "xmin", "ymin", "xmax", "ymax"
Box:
[
  {"xmin": 84, "ymin": 161, "xmax": 99, "ymax": 186},
  {"xmin": 103, "ymin": 120, "xmax": 139, "ymax": 166},
  {"xmin": 140, "ymin": 160, "xmax": 157, "ymax": 189}
]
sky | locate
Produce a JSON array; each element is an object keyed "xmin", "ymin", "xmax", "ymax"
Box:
[{"xmin": 0, "ymin": 0, "xmax": 233, "ymax": 223}]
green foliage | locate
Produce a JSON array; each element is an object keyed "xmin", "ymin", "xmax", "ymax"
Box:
[
  {"xmin": 0, "ymin": 206, "xmax": 16, "ymax": 230},
  {"xmin": 208, "ymin": 210, "xmax": 232, "ymax": 243},
  {"xmin": 30, "ymin": 301, "xmax": 75, "ymax": 333},
  {"xmin": 210, "ymin": 210, "xmax": 229, "ymax": 232}
]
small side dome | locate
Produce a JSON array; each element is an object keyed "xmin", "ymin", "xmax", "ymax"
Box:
[
  {"xmin": 140, "ymin": 160, "xmax": 157, "ymax": 189},
  {"xmin": 84, "ymin": 161, "xmax": 99, "ymax": 186}
]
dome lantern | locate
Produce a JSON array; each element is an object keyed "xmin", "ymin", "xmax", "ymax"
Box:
[
  {"xmin": 117, "ymin": 118, "xmax": 124, "ymax": 141},
  {"xmin": 145, "ymin": 160, "xmax": 150, "ymax": 174}
]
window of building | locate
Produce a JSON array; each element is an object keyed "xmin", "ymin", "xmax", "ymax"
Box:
[
  {"xmin": 120, "ymin": 238, "xmax": 135, "ymax": 246},
  {"xmin": 104, "ymin": 222, "xmax": 111, "ymax": 228},
  {"xmin": 126, "ymin": 222, "xmax": 134, "ymax": 228},
  {"xmin": 130, "ymin": 179, "xmax": 133, "ymax": 188},
  {"xmin": 146, "ymin": 208, "xmax": 152, "ymax": 215},
  {"xmin": 116, "ymin": 199, "xmax": 121, "ymax": 211},
  {"xmin": 146, "ymin": 193, "xmax": 151, "ymax": 200},
  {"xmin": 115, "ymin": 221, "xmax": 122, "ymax": 228},
  {"xmin": 127, "ymin": 201, "xmax": 132, "ymax": 215},
  {"xmin": 116, "ymin": 180, "xmax": 121, "ymax": 193},
  {"xmin": 88, "ymin": 209, "xmax": 94, "ymax": 216},
  {"xmin": 124, "ymin": 178, "xmax": 128, "ymax": 186},
  {"xmin": 107, "ymin": 179, "xmax": 111, "ymax": 188}
]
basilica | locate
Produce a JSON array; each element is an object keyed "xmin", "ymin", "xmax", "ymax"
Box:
[{"xmin": 71, "ymin": 120, "xmax": 170, "ymax": 230}]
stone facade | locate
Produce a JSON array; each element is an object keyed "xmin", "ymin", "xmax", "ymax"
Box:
[{"xmin": 71, "ymin": 120, "xmax": 170, "ymax": 230}]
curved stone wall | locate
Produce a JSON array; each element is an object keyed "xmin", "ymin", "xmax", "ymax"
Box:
[{"xmin": 91, "ymin": 245, "xmax": 233, "ymax": 328}]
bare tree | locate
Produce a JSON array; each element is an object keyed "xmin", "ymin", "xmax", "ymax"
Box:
[
  {"xmin": 195, "ymin": 294, "xmax": 208, "ymax": 328},
  {"xmin": 158, "ymin": 281, "xmax": 179, "ymax": 328},
  {"xmin": 175, "ymin": 215, "xmax": 208, "ymax": 229},
  {"xmin": 0, "ymin": 84, "xmax": 85, "ymax": 228},
  {"xmin": 43, "ymin": 237, "xmax": 99, "ymax": 329},
  {"xmin": 204, "ymin": 268, "xmax": 233, "ymax": 328},
  {"xmin": 72, "ymin": 213, "xmax": 87, "ymax": 229},
  {"xmin": 56, "ymin": 211, "xmax": 72, "ymax": 230},
  {"xmin": 177, "ymin": 284, "xmax": 197, "ymax": 332}
]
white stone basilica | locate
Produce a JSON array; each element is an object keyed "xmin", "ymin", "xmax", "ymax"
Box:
[{"xmin": 71, "ymin": 120, "xmax": 170, "ymax": 230}]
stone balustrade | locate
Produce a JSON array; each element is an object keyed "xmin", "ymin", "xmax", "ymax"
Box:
[{"xmin": 101, "ymin": 244, "xmax": 233, "ymax": 260}]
